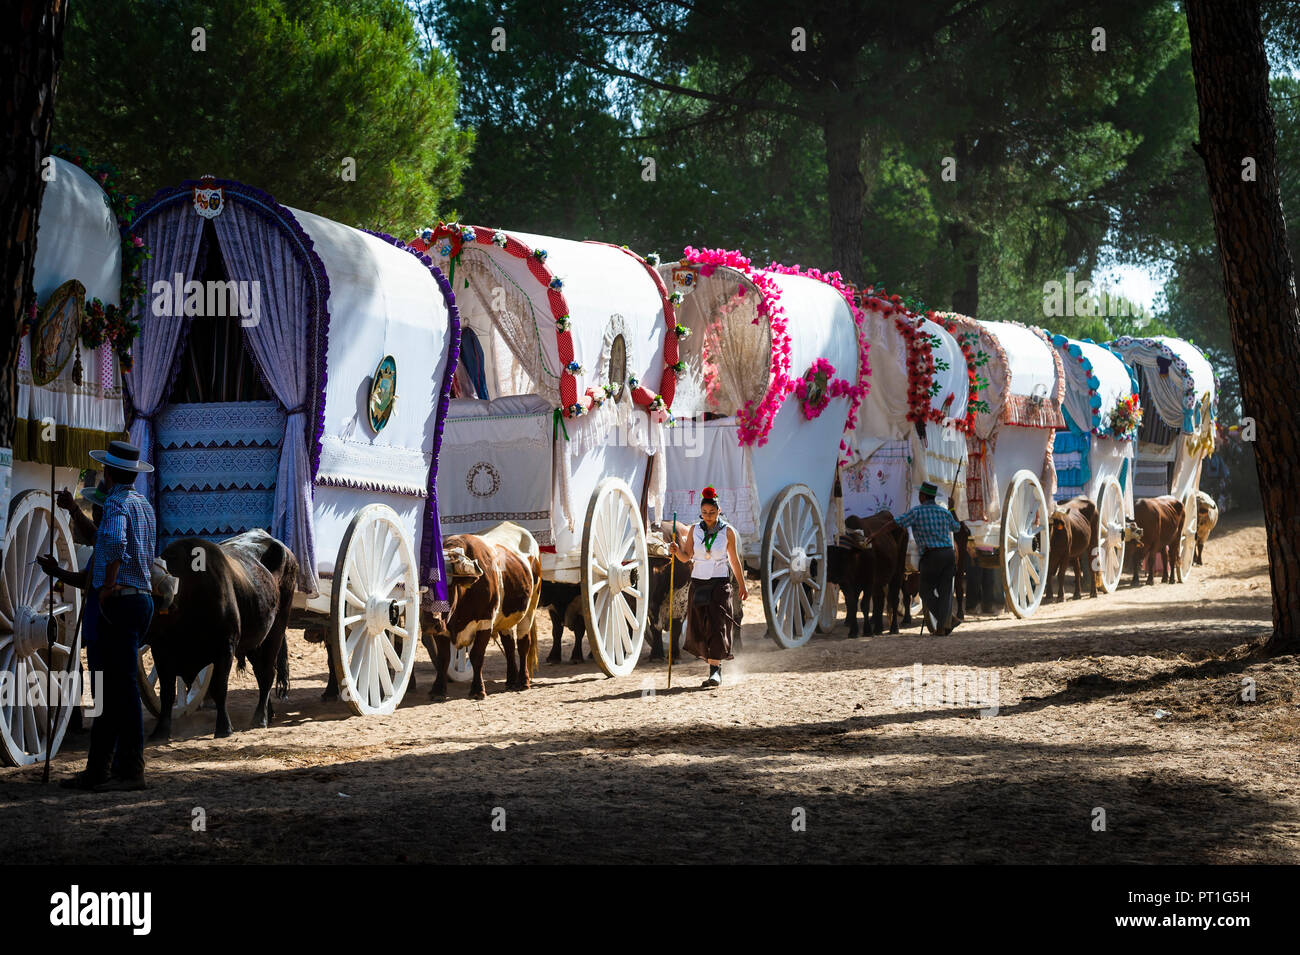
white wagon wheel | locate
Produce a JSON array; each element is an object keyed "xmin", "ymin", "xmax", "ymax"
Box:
[
  {"xmin": 1179, "ymin": 489, "xmax": 1198, "ymax": 583},
  {"xmin": 1095, "ymin": 476, "xmax": 1127, "ymax": 595},
  {"xmin": 447, "ymin": 645, "xmax": 473, "ymax": 683},
  {"xmin": 999, "ymin": 470, "xmax": 1049, "ymax": 619},
  {"xmin": 0, "ymin": 490, "xmax": 82, "ymax": 767},
  {"xmin": 817, "ymin": 583, "xmax": 840, "ymax": 633},
  {"xmin": 329, "ymin": 504, "xmax": 420, "ymax": 715},
  {"xmin": 762, "ymin": 484, "xmax": 827, "ymax": 649},
  {"xmin": 137, "ymin": 647, "xmax": 213, "ymax": 718},
  {"xmin": 580, "ymin": 477, "xmax": 648, "ymax": 677}
]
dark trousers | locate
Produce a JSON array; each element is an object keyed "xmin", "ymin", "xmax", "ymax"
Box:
[
  {"xmin": 87, "ymin": 593, "xmax": 153, "ymax": 779},
  {"xmin": 919, "ymin": 546, "xmax": 956, "ymax": 633}
]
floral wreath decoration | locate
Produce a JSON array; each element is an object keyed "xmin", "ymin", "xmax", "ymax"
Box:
[{"xmin": 21, "ymin": 145, "xmax": 152, "ymax": 374}]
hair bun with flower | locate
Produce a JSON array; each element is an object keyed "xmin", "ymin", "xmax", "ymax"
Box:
[{"xmin": 702, "ymin": 485, "xmax": 718, "ymax": 501}]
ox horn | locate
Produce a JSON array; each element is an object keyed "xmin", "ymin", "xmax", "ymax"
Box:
[{"xmin": 151, "ymin": 556, "xmax": 179, "ymax": 610}]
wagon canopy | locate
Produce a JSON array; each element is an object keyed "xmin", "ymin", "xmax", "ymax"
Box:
[
  {"xmin": 653, "ymin": 251, "xmax": 861, "ymax": 539},
  {"xmin": 937, "ymin": 314, "xmax": 1065, "ymax": 525},
  {"xmin": 17, "ymin": 156, "xmax": 127, "ymax": 465},
  {"xmin": 842, "ymin": 296, "xmax": 973, "ymax": 518},
  {"xmin": 418, "ymin": 225, "xmax": 671, "ymax": 418},
  {"xmin": 1050, "ymin": 335, "xmax": 1139, "ymax": 507},
  {"xmin": 1109, "ymin": 335, "xmax": 1217, "ymax": 501},
  {"xmin": 128, "ymin": 180, "xmax": 457, "ymax": 594}
]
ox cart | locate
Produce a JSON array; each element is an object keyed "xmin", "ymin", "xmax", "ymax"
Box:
[
  {"xmin": 1, "ymin": 156, "xmax": 130, "ymax": 766},
  {"xmin": 1049, "ymin": 335, "xmax": 1141, "ymax": 593},
  {"xmin": 1107, "ymin": 336, "xmax": 1218, "ymax": 581},
  {"xmin": 126, "ymin": 178, "xmax": 459, "ymax": 716},
  {"xmin": 414, "ymin": 223, "xmax": 675, "ymax": 678},
  {"xmin": 650, "ymin": 252, "xmax": 867, "ymax": 649},
  {"xmin": 938, "ymin": 315, "xmax": 1066, "ymax": 618},
  {"xmin": 834, "ymin": 293, "xmax": 975, "ymax": 628}
]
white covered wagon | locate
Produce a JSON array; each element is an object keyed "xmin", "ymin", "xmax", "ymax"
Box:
[
  {"xmin": 652, "ymin": 252, "xmax": 866, "ymax": 649},
  {"xmin": 127, "ymin": 179, "xmax": 459, "ymax": 716},
  {"xmin": 939, "ymin": 315, "xmax": 1066, "ymax": 618},
  {"xmin": 1107, "ymin": 336, "xmax": 1217, "ymax": 580},
  {"xmin": 1, "ymin": 156, "xmax": 129, "ymax": 766},
  {"xmin": 1049, "ymin": 335, "xmax": 1141, "ymax": 593},
  {"xmin": 415, "ymin": 223, "xmax": 676, "ymax": 677}
]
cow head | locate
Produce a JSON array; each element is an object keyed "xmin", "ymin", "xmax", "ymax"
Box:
[
  {"xmin": 1049, "ymin": 506, "xmax": 1068, "ymax": 532},
  {"xmin": 1123, "ymin": 520, "xmax": 1144, "ymax": 543},
  {"xmin": 150, "ymin": 557, "xmax": 179, "ymax": 612},
  {"xmin": 443, "ymin": 546, "xmax": 483, "ymax": 581}
]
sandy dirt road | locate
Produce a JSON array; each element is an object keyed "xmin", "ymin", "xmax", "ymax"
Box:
[{"xmin": 3, "ymin": 510, "xmax": 1295, "ymax": 864}]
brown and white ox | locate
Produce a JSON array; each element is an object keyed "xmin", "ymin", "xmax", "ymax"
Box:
[
  {"xmin": 1047, "ymin": 496, "xmax": 1098, "ymax": 601},
  {"xmin": 423, "ymin": 522, "xmax": 543, "ymax": 700},
  {"xmin": 1194, "ymin": 490, "xmax": 1219, "ymax": 566},
  {"xmin": 1130, "ymin": 495, "xmax": 1185, "ymax": 586}
]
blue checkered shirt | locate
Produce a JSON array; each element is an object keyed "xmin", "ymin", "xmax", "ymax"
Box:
[
  {"xmin": 894, "ymin": 501, "xmax": 962, "ymax": 551},
  {"xmin": 92, "ymin": 484, "xmax": 157, "ymax": 590}
]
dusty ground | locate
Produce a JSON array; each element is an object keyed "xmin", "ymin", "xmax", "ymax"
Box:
[{"xmin": 3, "ymin": 509, "xmax": 1295, "ymax": 864}]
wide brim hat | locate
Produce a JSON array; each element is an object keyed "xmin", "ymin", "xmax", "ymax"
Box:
[
  {"xmin": 79, "ymin": 483, "xmax": 108, "ymax": 507},
  {"xmin": 89, "ymin": 439, "xmax": 154, "ymax": 473}
]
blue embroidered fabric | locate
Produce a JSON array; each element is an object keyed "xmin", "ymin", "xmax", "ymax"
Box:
[{"xmin": 154, "ymin": 400, "xmax": 285, "ymax": 547}]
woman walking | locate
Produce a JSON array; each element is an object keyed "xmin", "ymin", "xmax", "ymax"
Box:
[{"xmin": 669, "ymin": 486, "xmax": 747, "ymax": 688}]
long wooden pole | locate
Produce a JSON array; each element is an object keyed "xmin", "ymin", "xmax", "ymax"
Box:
[
  {"xmin": 42, "ymin": 462, "xmax": 55, "ymax": 783},
  {"xmin": 667, "ymin": 512, "xmax": 675, "ymax": 690}
]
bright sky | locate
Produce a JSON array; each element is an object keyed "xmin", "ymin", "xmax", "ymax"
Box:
[{"xmin": 1095, "ymin": 262, "xmax": 1170, "ymax": 315}]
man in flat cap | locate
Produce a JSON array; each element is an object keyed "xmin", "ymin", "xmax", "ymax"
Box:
[{"xmin": 893, "ymin": 482, "xmax": 964, "ymax": 636}]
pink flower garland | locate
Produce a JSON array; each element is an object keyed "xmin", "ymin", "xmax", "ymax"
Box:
[
  {"xmin": 765, "ymin": 262, "xmax": 873, "ymax": 466},
  {"xmin": 681, "ymin": 246, "xmax": 792, "ymax": 446},
  {"xmin": 793, "ymin": 357, "xmax": 855, "ymax": 420}
]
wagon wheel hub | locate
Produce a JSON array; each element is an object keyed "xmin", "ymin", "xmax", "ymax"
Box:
[
  {"xmin": 788, "ymin": 547, "xmax": 811, "ymax": 582},
  {"xmin": 1016, "ymin": 533, "xmax": 1035, "ymax": 557},
  {"xmin": 364, "ymin": 595, "xmax": 391, "ymax": 637},
  {"xmin": 13, "ymin": 604, "xmax": 65, "ymax": 659},
  {"xmin": 608, "ymin": 561, "xmax": 635, "ymax": 596}
]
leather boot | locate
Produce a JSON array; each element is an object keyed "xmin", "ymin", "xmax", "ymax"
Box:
[
  {"xmin": 94, "ymin": 746, "xmax": 146, "ymax": 792},
  {"xmin": 61, "ymin": 735, "xmax": 112, "ymax": 791}
]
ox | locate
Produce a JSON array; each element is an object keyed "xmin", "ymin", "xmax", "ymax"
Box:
[
  {"xmin": 826, "ymin": 512, "xmax": 907, "ymax": 636},
  {"xmin": 646, "ymin": 530, "xmax": 689, "ymax": 661},
  {"xmin": 424, "ymin": 522, "xmax": 543, "ymax": 700},
  {"xmin": 540, "ymin": 579, "xmax": 587, "ymax": 664},
  {"xmin": 1130, "ymin": 496, "xmax": 1185, "ymax": 586},
  {"xmin": 146, "ymin": 529, "xmax": 297, "ymax": 740},
  {"xmin": 1194, "ymin": 490, "xmax": 1219, "ymax": 565},
  {"xmin": 1047, "ymin": 496, "xmax": 1098, "ymax": 601}
]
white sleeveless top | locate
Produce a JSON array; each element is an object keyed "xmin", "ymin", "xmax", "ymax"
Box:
[{"xmin": 691, "ymin": 522, "xmax": 732, "ymax": 580}]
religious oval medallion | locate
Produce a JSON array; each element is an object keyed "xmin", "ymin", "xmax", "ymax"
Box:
[
  {"xmin": 31, "ymin": 279, "xmax": 85, "ymax": 386},
  {"xmin": 609, "ymin": 333, "xmax": 627, "ymax": 400},
  {"xmin": 368, "ymin": 355, "xmax": 397, "ymax": 433}
]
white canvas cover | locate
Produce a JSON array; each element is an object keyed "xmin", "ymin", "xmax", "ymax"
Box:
[
  {"xmin": 431, "ymin": 231, "xmax": 667, "ymax": 408},
  {"xmin": 843, "ymin": 311, "xmax": 970, "ymax": 519},
  {"xmin": 300, "ymin": 210, "xmax": 455, "ymax": 574},
  {"xmin": 1051, "ymin": 336, "xmax": 1137, "ymax": 510},
  {"xmin": 658, "ymin": 266, "xmax": 858, "ymax": 546},
  {"xmin": 17, "ymin": 157, "xmax": 127, "ymax": 459}
]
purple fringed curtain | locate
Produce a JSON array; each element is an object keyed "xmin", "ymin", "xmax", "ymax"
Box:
[
  {"xmin": 420, "ymin": 266, "xmax": 460, "ymax": 612},
  {"xmin": 212, "ymin": 203, "xmax": 318, "ymax": 592},
  {"xmin": 125, "ymin": 203, "xmax": 205, "ymax": 511}
]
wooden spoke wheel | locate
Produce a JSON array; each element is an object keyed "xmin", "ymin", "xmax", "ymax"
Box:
[
  {"xmin": 1096, "ymin": 476, "xmax": 1127, "ymax": 595},
  {"xmin": 0, "ymin": 491, "xmax": 82, "ymax": 767},
  {"xmin": 329, "ymin": 504, "xmax": 419, "ymax": 715},
  {"xmin": 1179, "ymin": 489, "xmax": 1198, "ymax": 583},
  {"xmin": 580, "ymin": 477, "xmax": 648, "ymax": 677},
  {"xmin": 761, "ymin": 484, "xmax": 827, "ymax": 649},
  {"xmin": 817, "ymin": 583, "xmax": 840, "ymax": 633},
  {"xmin": 137, "ymin": 647, "xmax": 213, "ymax": 718},
  {"xmin": 447, "ymin": 645, "xmax": 473, "ymax": 683},
  {"xmin": 999, "ymin": 470, "xmax": 1049, "ymax": 619}
]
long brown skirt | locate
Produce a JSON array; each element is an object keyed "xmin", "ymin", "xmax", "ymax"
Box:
[{"xmin": 684, "ymin": 577, "xmax": 735, "ymax": 661}]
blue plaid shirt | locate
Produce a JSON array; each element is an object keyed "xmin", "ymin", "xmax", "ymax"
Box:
[
  {"xmin": 92, "ymin": 484, "xmax": 156, "ymax": 590},
  {"xmin": 895, "ymin": 501, "xmax": 962, "ymax": 551}
]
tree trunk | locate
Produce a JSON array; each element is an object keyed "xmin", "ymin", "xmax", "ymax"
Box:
[
  {"xmin": 1, "ymin": 0, "xmax": 68, "ymax": 447},
  {"xmin": 949, "ymin": 221, "xmax": 981, "ymax": 317},
  {"xmin": 1186, "ymin": 0, "xmax": 1300, "ymax": 655},
  {"xmin": 823, "ymin": 110, "xmax": 867, "ymax": 286}
]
